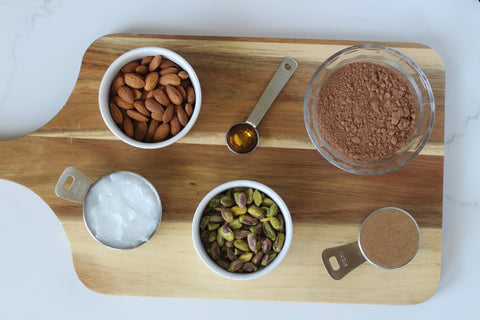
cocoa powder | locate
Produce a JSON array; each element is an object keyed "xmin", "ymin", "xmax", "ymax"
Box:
[{"xmin": 315, "ymin": 62, "xmax": 416, "ymax": 161}]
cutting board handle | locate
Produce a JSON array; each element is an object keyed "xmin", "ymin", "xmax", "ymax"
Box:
[{"xmin": 55, "ymin": 167, "xmax": 93, "ymax": 204}]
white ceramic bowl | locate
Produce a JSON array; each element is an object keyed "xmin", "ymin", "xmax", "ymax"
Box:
[
  {"xmin": 99, "ymin": 47, "xmax": 202, "ymax": 149},
  {"xmin": 192, "ymin": 180, "xmax": 293, "ymax": 280}
]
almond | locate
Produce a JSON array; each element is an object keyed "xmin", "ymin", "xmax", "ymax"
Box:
[
  {"xmin": 153, "ymin": 88, "xmax": 170, "ymax": 106},
  {"xmin": 135, "ymin": 65, "xmax": 148, "ymax": 74},
  {"xmin": 134, "ymin": 121, "xmax": 147, "ymax": 141},
  {"xmin": 109, "ymin": 103, "xmax": 123, "ymax": 125},
  {"xmin": 163, "ymin": 104, "xmax": 175, "ymax": 123},
  {"xmin": 124, "ymin": 73, "xmax": 145, "ymax": 89},
  {"xmin": 151, "ymin": 112, "xmax": 163, "ymax": 121},
  {"xmin": 145, "ymin": 72, "xmax": 159, "ymax": 91},
  {"xmin": 149, "ymin": 55, "xmax": 162, "ymax": 71},
  {"xmin": 165, "ymin": 85, "xmax": 183, "ymax": 105},
  {"xmin": 114, "ymin": 96, "xmax": 134, "ymax": 110},
  {"xmin": 133, "ymin": 100, "xmax": 150, "ymax": 116},
  {"xmin": 153, "ymin": 123, "xmax": 170, "ymax": 142},
  {"xmin": 177, "ymin": 70, "xmax": 189, "ymax": 80},
  {"xmin": 159, "ymin": 59, "xmax": 176, "ymax": 69},
  {"xmin": 110, "ymin": 56, "xmax": 195, "ymax": 142},
  {"xmin": 177, "ymin": 105, "xmax": 189, "ymax": 126},
  {"xmin": 170, "ymin": 115, "xmax": 182, "ymax": 136},
  {"xmin": 159, "ymin": 73, "xmax": 181, "ymax": 86},
  {"xmin": 133, "ymin": 89, "xmax": 142, "ymax": 100},
  {"xmin": 185, "ymin": 103, "xmax": 194, "ymax": 117},
  {"xmin": 176, "ymin": 85, "xmax": 187, "ymax": 100},
  {"xmin": 146, "ymin": 90, "xmax": 155, "ymax": 99},
  {"xmin": 117, "ymin": 86, "xmax": 134, "ymax": 104},
  {"xmin": 186, "ymin": 86, "xmax": 195, "ymax": 104},
  {"xmin": 146, "ymin": 120, "xmax": 160, "ymax": 142},
  {"xmin": 111, "ymin": 76, "xmax": 124, "ymax": 95},
  {"xmin": 141, "ymin": 56, "xmax": 154, "ymax": 66},
  {"xmin": 159, "ymin": 67, "xmax": 180, "ymax": 76},
  {"xmin": 121, "ymin": 61, "xmax": 140, "ymax": 73},
  {"xmin": 145, "ymin": 98, "xmax": 164, "ymax": 114},
  {"xmin": 127, "ymin": 109, "xmax": 149, "ymax": 122},
  {"xmin": 123, "ymin": 117, "xmax": 134, "ymax": 137}
]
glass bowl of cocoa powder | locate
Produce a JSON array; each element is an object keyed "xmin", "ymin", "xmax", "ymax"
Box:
[{"xmin": 304, "ymin": 44, "xmax": 435, "ymax": 175}]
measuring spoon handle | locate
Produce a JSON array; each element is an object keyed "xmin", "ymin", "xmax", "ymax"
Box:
[
  {"xmin": 55, "ymin": 166, "xmax": 93, "ymax": 204},
  {"xmin": 321, "ymin": 241, "xmax": 366, "ymax": 280},
  {"xmin": 246, "ymin": 56, "xmax": 298, "ymax": 128}
]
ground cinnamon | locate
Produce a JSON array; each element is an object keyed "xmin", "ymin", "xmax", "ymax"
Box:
[
  {"xmin": 359, "ymin": 208, "xmax": 419, "ymax": 268},
  {"xmin": 315, "ymin": 62, "xmax": 416, "ymax": 161}
]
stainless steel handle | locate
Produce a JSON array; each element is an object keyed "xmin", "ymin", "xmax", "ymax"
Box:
[
  {"xmin": 321, "ymin": 241, "xmax": 366, "ymax": 280},
  {"xmin": 246, "ymin": 56, "xmax": 298, "ymax": 128},
  {"xmin": 55, "ymin": 167, "xmax": 93, "ymax": 204}
]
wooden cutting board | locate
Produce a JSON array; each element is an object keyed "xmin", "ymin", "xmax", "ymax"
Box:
[{"xmin": 0, "ymin": 34, "xmax": 444, "ymax": 304}]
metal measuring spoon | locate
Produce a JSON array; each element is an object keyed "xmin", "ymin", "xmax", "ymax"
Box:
[
  {"xmin": 226, "ymin": 56, "xmax": 298, "ymax": 155},
  {"xmin": 321, "ymin": 207, "xmax": 420, "ymax": 280}
]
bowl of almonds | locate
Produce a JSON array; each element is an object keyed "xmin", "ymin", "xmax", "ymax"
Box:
[
  {"xmin": 192, "ymin": 180, "xmax": 292, "ymax": 280},
  {"xmin": 99, "ymin": 47, "xmax": 201, "ymax": 149}
]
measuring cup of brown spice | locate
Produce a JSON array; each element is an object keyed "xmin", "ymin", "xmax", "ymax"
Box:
[
  {"xmin": 304, "ymin": 44, "xmax": 435, "ymax": 175},
  {"xmin": 321, "ymin": 207, "xmax": 420, "ymax": 280}
]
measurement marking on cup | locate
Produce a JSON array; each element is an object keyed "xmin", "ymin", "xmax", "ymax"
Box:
[
  {"xmin": 71, "ymin": 179, "xmax": 86, "ymax": 194},
  {"xmin": 339, "ymin": 251, "xmax": 348, "ymax": 267}
]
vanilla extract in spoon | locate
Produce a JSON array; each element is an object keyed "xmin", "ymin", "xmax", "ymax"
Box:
[{"xmin": 226, "ymin": 57, "xmax": 298, "ymax": 155}]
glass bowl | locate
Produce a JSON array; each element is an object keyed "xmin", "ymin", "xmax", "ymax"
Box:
[{"xmin": 304, "ymin": 44, "xmax": 435, "ymax": 175}]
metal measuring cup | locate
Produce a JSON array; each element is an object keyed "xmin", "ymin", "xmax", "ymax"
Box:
[
  {"xmin": 55, "ymin": 166, "xmax": 162, "ymax": 250},
  {"xmin": 226, "ymin": 56, "xmax": 298, "ymax": 155},
  {"xmin": 322, "ymin": 207, "xmax": 420, "ymax": 280}
]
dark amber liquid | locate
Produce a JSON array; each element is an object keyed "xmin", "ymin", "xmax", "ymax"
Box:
[{"xmin": 227, "ymin": 123, "xmax": 258, "ymax": 154}]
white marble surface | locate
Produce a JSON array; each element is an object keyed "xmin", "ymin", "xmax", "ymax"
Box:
[{"xmin": 1, "ymin": 0, "xmax": 480, "ymax": 318}]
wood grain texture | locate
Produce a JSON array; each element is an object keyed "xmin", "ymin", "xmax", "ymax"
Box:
[{"xmin": 0, "ymin": 34, "xmax": 444, "ymax": 304}]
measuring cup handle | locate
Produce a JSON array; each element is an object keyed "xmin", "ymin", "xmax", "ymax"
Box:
[
  {"xmin": 321, "ymin": 241, "xmax": 366, "ymax": 280},
  {"xmin": 55, "ymin": 167, "xmax": 93, "ymax": 204},
  {"xmin": 246, "ymin": 56, "xmax": 298, "ymax": 127}
]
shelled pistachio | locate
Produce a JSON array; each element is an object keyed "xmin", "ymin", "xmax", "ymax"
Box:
[
  {"xmin": 234, "ymin": 229, "xmax": 250, "ymax": 239},
  {"xmin": 261, "ymin": 251, "xmax": 277, "ymax": 267},
  {"xmin": 199, "ymin": 187, "xmax": 287, "ymax": 273},
  {"xmin": 273, "ymin": 233, "xmax": 285, "ymax": 252},
  {"xmin": 269, "ymin": 216, "xmax": 282, "ymax": 230},
  {"xmin": 246, "ymin": 188, "xmax": 254, "ymax": 205},
  {"xmin": 242, "ymin": 262, "xmax": 257, "ymax": 272},
  {"xmin": 220, "ymin": 190, "xmax": 234, "ymax": 207}
]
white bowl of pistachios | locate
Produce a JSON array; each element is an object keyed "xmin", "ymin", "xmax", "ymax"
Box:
[{"xmin": 192, "ymin": 180, "xmax": 292, "ymax": 280}]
